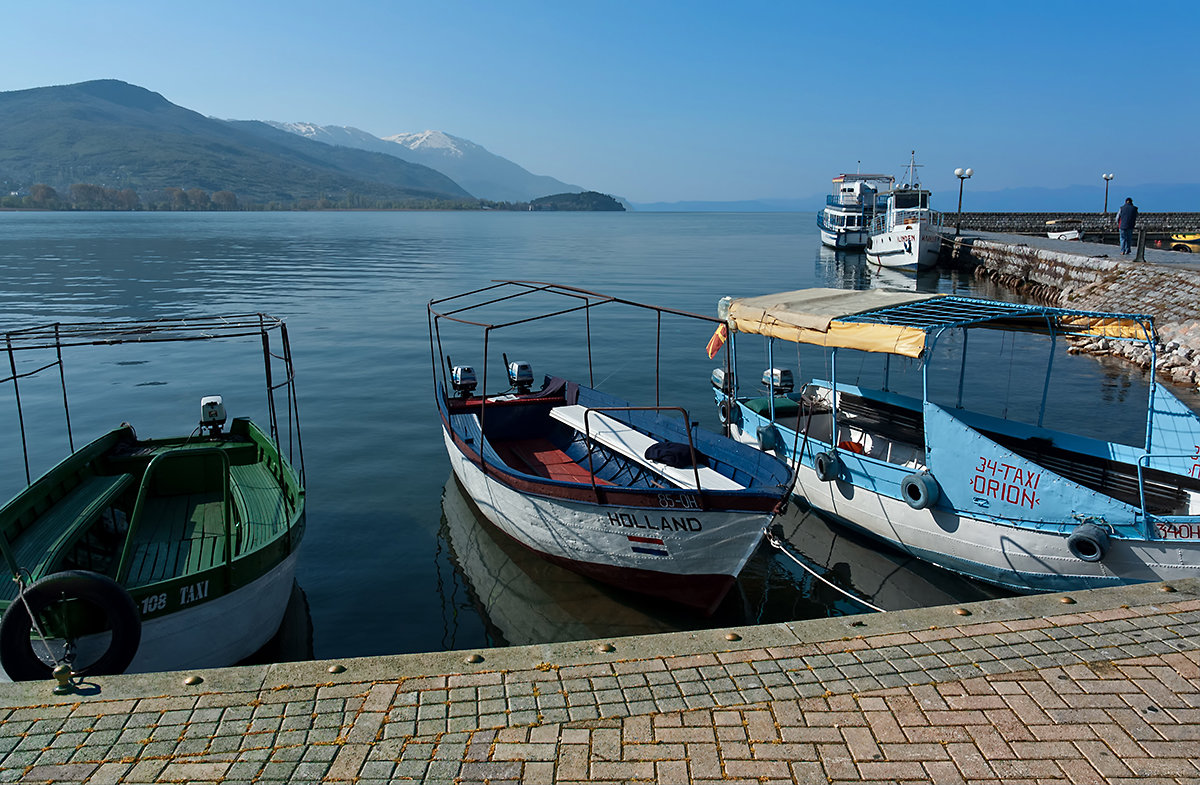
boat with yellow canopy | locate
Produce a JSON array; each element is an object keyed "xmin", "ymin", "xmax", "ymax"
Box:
[{"xmin": 709, "ymin": 287, "xmax": 1200, "ymax": 592}]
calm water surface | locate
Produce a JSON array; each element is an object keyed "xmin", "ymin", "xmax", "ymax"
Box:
[{"xmin": 0, "ymin": 211, "xmax": 1166, "ymax": 660}]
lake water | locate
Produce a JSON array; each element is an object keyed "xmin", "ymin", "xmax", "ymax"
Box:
[{"xmin": 0, "ymin": 211, "xmax": 1166, "ymax": 661}]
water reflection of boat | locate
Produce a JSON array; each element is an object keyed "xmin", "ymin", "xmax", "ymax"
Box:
[
  {"xmin": 439, "ymin": 475, "xmax": 691, "ymax": 645},
  {"xmin": 441, "ymin": 473, "xmax": 1004, "ymax": 645},
  {"xmin": 768, "ymin": 505, "xmax": 1006, "ymax": 612},
  {"xmin": 870, "ymin": 263, "xmax": 942, "ymax": 293}
]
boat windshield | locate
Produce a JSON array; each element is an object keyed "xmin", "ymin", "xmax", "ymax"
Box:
[{"xmin": 893, "ymin": 191, "xmax": 928, "ymax": 210}]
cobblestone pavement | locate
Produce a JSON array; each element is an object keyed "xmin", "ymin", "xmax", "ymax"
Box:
[{"xmin": 0, "ymin": 579, "xmax": 1197, "ymax": 783}]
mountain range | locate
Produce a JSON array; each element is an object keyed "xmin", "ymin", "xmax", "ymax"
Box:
[
  {"xmin": 0, "ymin": 80, "xmax": 479, "ymax": 206},
  {"xmin": 265, "ymin": 123, "xmax": 583, "ymax": 203},
  {"xmin": 0, "ymin": 80, "xmax": 592, "ymax": 208}
]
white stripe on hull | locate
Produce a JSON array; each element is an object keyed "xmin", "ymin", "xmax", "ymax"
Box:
[{"xmin": 444, "ymin": 429, "xmax": 765, "ymax": 581}]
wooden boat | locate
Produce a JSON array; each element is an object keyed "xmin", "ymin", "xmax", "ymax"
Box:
[
  {"xmin": 1046, "ymin": 219, "xmax": 1084, "ymax": 241},
  {"xmin": 710, "ymin": 287, "xmax": 1200, "ymax": 593},
  {"xmin": 430, "ymin": 282, "xmax": 793, "ymax": 615},
  {"xmin": 0, "ymin": 315, "xmax": 305, "ymax": 682}
]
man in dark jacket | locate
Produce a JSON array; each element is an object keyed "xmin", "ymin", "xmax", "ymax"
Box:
[{"xmin": 1117, "ymin": 198, "xmax": 1138, "ymax": 255}]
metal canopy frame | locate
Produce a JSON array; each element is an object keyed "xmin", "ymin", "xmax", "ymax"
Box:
[{"xmin": 2, "ymin": 313, "xmax": 304, "ymax": 487}]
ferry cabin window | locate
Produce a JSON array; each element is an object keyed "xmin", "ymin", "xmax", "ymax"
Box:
[{"xmin": 894, "ymin": 192, "xmax": 926, "ymax": 210}]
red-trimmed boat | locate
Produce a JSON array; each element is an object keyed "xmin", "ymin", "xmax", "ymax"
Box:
[{"xmin": 429, "ymin": 282, "xmax": 793, "ymax": 615}]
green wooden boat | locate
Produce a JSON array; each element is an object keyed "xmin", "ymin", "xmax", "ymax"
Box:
[{"xmin": 0, "ymin": 315, "xmax": 305, "ymax": 682}]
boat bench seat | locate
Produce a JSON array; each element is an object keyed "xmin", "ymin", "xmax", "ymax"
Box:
[
  {"xmin": 493, "ymin": 438, "xmax": 614, "ymax": 485},
  {"xmin": 230, "ymin": 463, "xmax": 290, "ymax": 552},
  {"xmin": 549, "ymin": 405, "xmax": 744, "ymax": 491},
  {"xmin": 123, "ymin": 490, "xmax": 229, "ymax": 586},
  {"xmin": 1, "ymin": 473, "xmax": 135, "ymax": 584}
]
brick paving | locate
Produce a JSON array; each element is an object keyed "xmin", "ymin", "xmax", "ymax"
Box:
[{"xmin": 0, "ymin": 579, "xmax": 1197, "ymax": 783}]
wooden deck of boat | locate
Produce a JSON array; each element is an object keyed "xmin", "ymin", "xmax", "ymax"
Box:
[{"xmin": 492, "ymin": 438, "xmax": 614, "ymax": 485}]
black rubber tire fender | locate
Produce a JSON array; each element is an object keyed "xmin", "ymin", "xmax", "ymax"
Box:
[
  {"xmin": 1066, "ymin": 523, "xmax": 1109, "ymax": 563},
  {"xmin": 901, "ymin": 472, "xmax": 940, "ymax": 510},
  {"xmin": 814, "ymin": 451, "xmax": 840, "ymax": 482},
  {"xmin": 0, "ymin": 570, "xmax": 141, "ymax": 682}
]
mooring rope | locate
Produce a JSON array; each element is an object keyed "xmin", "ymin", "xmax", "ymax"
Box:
[
  {"xmin": 12, "ymin": 571, "xmax": 68, "ymax": 670},
  {"xmin": 763, "ymin": 526, "xmax": 887, "ymax": 614}
]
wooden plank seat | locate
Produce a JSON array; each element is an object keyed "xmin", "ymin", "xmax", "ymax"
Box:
[
  {"xmin": 123, "ymin": 491, "xmax": 228, "ymax": 586},
  {"xmin": 549, "ymin": 405, "xmax": 744, "ymax": 491},
  {"xmin": 122, "ymin": 450, "xmax": 231, "ymax": 587},
  {"xmin": 492, "ymin": 438, "xmax": 613, "ymax": 485},
  {"xmin": 230, "ymin": 463, "xmax": 289, "ymax": 552},
  {"xmin": 0, "ymin": 472, "xmax": 135, "ymax": 601}
]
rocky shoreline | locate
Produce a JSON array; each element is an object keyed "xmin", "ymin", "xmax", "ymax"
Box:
[{"xmin": 953, "ymin": 236, "xmax": 1200, "ymax": 389}]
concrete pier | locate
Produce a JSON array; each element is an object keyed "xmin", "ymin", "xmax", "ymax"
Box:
[{"xmin": 0, "ymin": 578, "xmax": 1197, "ymax": 783}]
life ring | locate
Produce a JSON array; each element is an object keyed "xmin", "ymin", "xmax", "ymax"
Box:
[
  {"xmin": 901, "ymin": 472, "xmax": 939, "ymax": 509},
  {"xmin": 814, "ymin": 451, "xmax": 840, "ymax": 482},
  {"xmin": 718, "ymin": 399, "xmax": 739, "ymax": 426},
  {"xmin": 0, "ymin": 570, "xmax": 141, "ymax": 682},
  {"xmin": 1066, "ymin": 523, "xmax": 1109, "ymax": 563}
]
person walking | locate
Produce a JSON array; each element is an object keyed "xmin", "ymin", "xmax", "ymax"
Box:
[{"xmin": 1117, "ymin": 197, "xmax": 1138, "ymax": 255}]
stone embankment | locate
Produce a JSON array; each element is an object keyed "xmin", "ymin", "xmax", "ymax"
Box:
[
  {"xmin": 952, "ymin": 212, "xmax": 1200, "ymax": 236},
  {"xmin": 945, "ymin": 233, "xmax": 1200, "ymax": 388}
]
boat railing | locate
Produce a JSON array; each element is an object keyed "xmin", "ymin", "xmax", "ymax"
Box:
[
  {"xmin": 1136, "ymin": 453, "xmax": 1200, "ymax": 538},
  {"xmin": 827, "ymin": 194, "xmax": 865, "ymax": 208},
  {"xmin": 871, "ymin": 209, "xmax": 941, "ymax": 234}
]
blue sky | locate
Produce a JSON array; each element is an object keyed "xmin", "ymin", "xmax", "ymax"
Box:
[{"xmin": 4, "ymin": 0, "xmax": 1197, "ymax": 203}]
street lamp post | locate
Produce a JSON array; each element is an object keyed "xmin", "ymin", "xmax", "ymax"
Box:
[
  {"xmin": 954, "ymin": 167, "xmax": 973, "ymax": 236},
  {"xmin": 1102, "ymin": 173, "xmax": 1114, "ymax": 214}
]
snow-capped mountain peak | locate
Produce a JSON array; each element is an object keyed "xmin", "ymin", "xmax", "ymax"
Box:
[
  {"xmin": 383, "ymin": 130, "xmax": 478, "ymax": 158},
  {"xmin": 268, "ymin": 122, "xmax": 584, "ymax": 203}
]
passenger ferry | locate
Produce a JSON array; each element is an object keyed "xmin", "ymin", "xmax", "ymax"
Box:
[
  {"xmin": 864, "ymin": 152, "xmax": 944, "ymax": 270},
  {"xmin": 817, "ymin": 174, "xmax": 893, "ymax": 249}
]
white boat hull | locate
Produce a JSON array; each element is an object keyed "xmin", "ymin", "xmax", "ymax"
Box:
[
  {"xmin": 820, "ymin": 227, "xmax": 869, "ymax": 249},
  {"xmin": 0, "ymin": 551, "xmax": 299, "ymax": 682},
  {"xmin": 443, "ymin": 428, "xmax": 767, "ymax": 612},
  {"xmin": 128, "ymin": 550, "xmax": 300, "ymax": 673},
  {"xmin": 776, "ymin": 440, "xmax": 1200, "ymax": 593},
  {"xmin": 866, "ymin": 220, "xmax": 942, "ymax": 270}
]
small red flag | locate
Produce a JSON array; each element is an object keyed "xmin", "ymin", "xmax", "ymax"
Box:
[{"xmin": 706, "ymin": 323, "xmax": 728, "ymax": 359}]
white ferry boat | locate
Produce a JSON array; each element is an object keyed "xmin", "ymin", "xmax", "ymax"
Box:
[
  {"xmin": 864, "ymin": 153, "xmax": 944, "ymax": 270},
  {"xmin": 817, "ymin": 174, "xmax": 893, "ymax": 249}
]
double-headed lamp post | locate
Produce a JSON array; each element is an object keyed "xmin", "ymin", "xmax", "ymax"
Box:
[
  {"xmin": 954, "ymin": 167, "xmax": 973, "ymax": 236},
  {"xmin": 1102, "ymin": 173, "xmax": 1115, "ymax": 214}
]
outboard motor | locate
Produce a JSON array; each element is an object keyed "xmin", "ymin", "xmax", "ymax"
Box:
[
  {"xmin": 503, "ymin": 353, "xmax": 534, "ymax": 394},
  {"xmin": 761, "ymin": 368, "xmax": 794, "ymax": 396},
  {"xmin": 710, "ymin": 368, "xmax": 734, "ymax": 394},
  {"xmin": 450, "ymin": 365, "xmax": 478, "ymax": 398},
  {"xmin": 200, "ymin": 395, "xmax": 227, "ymax": 437}
]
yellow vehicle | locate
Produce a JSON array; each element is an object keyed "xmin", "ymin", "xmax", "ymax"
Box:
[{"xmin": 1170, "ymin": 233, "xmax": 1200, "ymax": 253}]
